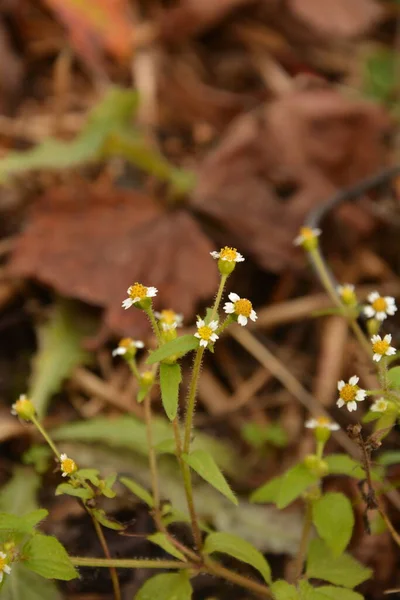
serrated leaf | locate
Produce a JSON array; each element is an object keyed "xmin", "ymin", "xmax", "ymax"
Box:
[
  {"xmin": 23, "ymin": 535, "xmax": 78, "ymax": 580},
  {"xmin": 271, "ymin": 580, "xmax": 300, "ymax": 600},
  {"xmin": 91, "ymin": 509, "xmax": 124, "ymax": 531},
  {"xmin": 159, "ymin": 363, "xmax": 182, "ymax": 421},
  {"xmin": 310, "ymin": 586, "xmax": 364, "ymax": 600},
  {"xmin": 55, "ymin": 483, "xmax": 94, "ymax": 501},
  {"xmin": 146, "ymin": 335, "xmax": 198, "ymax": 365},
  {"xmin": 277, "ymin": 464, "xmax": 318, "ymax": 509},
  {"xmin": 0, "ymin": 510, "xmax": 48, "ymax": 534},
  {"xmin": 29, "ymin": 300, "xmax": 94, "ymax": 417},
  {"xmin": 147, "ymin": 533, "xmax": 186, "ymax": 561},
  {"xmin": 388, "ymin": 366, "xmax": 400, "ymax": 389},
  {"xmin": 312, "ymin": 493, "xmax": 354, "ymax": 556},
  {"xmin": 0, "ymin": 468, "xmax": 40, "ymax": 514},
  {"xmin": 204, "ymin": 532, "xmax": 271, "ymax": 583},
  {"xmin": 182, "ymin": 450, "xmax": 238, "ymax": 505},
  {"xmin": 120, "ymin": 476, "xmax": 154, "ymax": 507},
  {"xmin": 306, "ymin": 539, "xmax": 371, "ymax": 588},
  {"xmin": 1, "ymin": 562, "xmax": 62, "ymax": 600},
  {"xmin": 135, "ymin": 572, "xmax": 192, "ymax": 600}
]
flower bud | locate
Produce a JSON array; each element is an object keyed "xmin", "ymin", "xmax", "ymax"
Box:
[{"xmin": 11, "ymin": 395, "xmax": 35, "ymax": 421}]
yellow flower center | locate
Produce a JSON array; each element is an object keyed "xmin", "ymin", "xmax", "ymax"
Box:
[
  {"xmin": 198, "ymin": 325, "xmax": 213, "ymax": 340},
  {"xmin": 376, "ymin": 400, "xmax": 387, "ymax": 411},
  {"xmin": 372, "ymin": 339, "xmax": 389, "ymax": 355},
  {"xmin": 300, "ymin": 227, "xmax": 314, "ymax": 240},
  {"xmin": 15, "ymin": 398, "xmax": 29, "ymax": 412},
  {"xmin": 160, "ymin": 310, "xmax": 177, "ymax": 324},
  {"xmin": 0, "ymin": 556, "xmax": 6, "ymax": 572},
  {"xmin": 339, "ymin": 384, "xmax": 357, "ymax": 403},
  {"xmin": 129, "ymin": 283, "xmax": 147, "ymax": 300},
  {"xmin": 340, "ymin": 287, "xmax": 356, "ymax": 305},
  {"xmin": 61, "ymin": 458, "xmax": 77, "ymax": 475},
  {"xmin": 372, "ymin": 297, "xmax": 387, "ymax": 313},
  {"xmin": 220, "ymin": 247, "xmax": 238, "ymax": 261},
  {"xmin": 316, "ymin": 417, "xmax": 330, "ymax": 427},
  {"xmin": 119, "ymin": 337, "xmax": 133, "ymax": 349},
  {"xmin": 235, "ymin": 299, "xmax": 252, "ymax": 317}
]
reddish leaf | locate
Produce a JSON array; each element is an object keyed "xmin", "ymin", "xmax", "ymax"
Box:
[{"xmin": 8, "ymin": 185, "xmax": 218, "ymax": 336}]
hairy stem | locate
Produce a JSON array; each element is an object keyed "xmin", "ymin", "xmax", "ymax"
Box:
[
  {"xmin": 144, "ymin": 393, "xmax": 161, "ymax": 517},
  {"xmin": 89, "ymin": 512, "xmax": 121, "ymax": 600},
  {"xmin": 211, "ymin": 274, "xmax": 228, "ymax": 320},
  {"xmin": 71, "ymin": 556, "xmax": 189, "ymax": 569},
  {"xmin": 31, "ymin": 416, "xmax": 60, "ymax": 459}
]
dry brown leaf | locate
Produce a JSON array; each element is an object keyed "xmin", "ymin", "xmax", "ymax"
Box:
[{"xmin": 8, "ymin": 185, "xmax": 218, "ymax": 336}]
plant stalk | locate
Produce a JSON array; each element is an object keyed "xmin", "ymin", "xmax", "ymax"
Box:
[{"xmin": 89, "ymin": 511, "xmax": 121, "ymax": 600}]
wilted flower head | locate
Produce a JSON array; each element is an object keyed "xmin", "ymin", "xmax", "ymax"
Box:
[
  {"xmin": 194, "ymin": 319, "xmax": 219, "ymax": 348},
  {"xmin": 224, "ymin": 293, "xmax": 257, "ymax": 326},
  {"xmin": 337, "ymin": 376, "xmax": 366, "ymax": 412},
  {"xmin": 364, "ymin": 292, "xmax": 397, "ymax": 322}
]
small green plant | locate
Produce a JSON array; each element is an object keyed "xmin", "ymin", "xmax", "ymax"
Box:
[{"xmin": 4, "ymin": 231, "xmax": 400, "ymax": 599}]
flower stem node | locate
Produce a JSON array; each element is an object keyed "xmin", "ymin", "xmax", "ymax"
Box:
[
  {"xmin": 224, "ymin": 293, "xmax": 257, "ymax": 326},
  {"xmin": 210, "ymin": 247, "xmax": 244, "ymax": 276},
  {"xmin": 303, "ymin": 486, "xmax": 322, "ymax": 502},
  {"xmin": 60, "ymin": 453, "xmax": 78, "ymax": 478},
  {"xmin": 194, "ymin": 319, "xmax": 219, "ymax": 348},
  {"xmin": 303, "ymin": 454, "xmax": 329, "ymax": 478},
  {"xmin": 112, "ymin": 338, "xmax": 144, "ymax": 360},
  {"xmin": 293, "ymin": 227, "xmax": 321, "ymax": 251},
  {"xmin": 305, "ymin": 416, "xmax": 340, "ymax": 443},
  {"xmin": 11, "ymin": 394, "xmax": 36, "ymax": 421},
  {"xmin": 0, "ymin": 552, "xmax": 11, "ymax": 583},
  {"xmin": 337, "ymin": 376, "xmax": 366, "ymax": 412},
  {"xmin": 122, "ymin": 283, "xmax": 158, "ymax": 310}
]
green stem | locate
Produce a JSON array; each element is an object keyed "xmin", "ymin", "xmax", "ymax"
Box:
[
  {"xmin": 89, "ymin": 511, "xmax": 121, "ymax": 600},
  {"xmin": 70, "ymin": 557, "xmax": 189, "ymax": 569},
  {"xmin": 293, "ymin": 500, "xmax": 313, "ymax": 580},
  {"xmin": 144, "ymin": 393, "xmax": 161, "ymax": 516},
  {"xmin": 184, "ymin": 348, "xmax": 204, "ymax": 454},
  {"xmin": 128, "ymin": 358, "xmax": 141, "ymax": 380},
  {"xmin": 211, "ymin": 274, "xmax": 228, "ymax": 320},
  {"xmin": 31, "ymin": 416, "xmax": 60, "ymax": 459},
  {"xmin": 217, "ymin": 315, "xmax": 234, "ymax": 335},
  {"xmin": 205, "ymin": 558, "xmax": 271, "ymax": 597},
  {"xmin": 145, "ymin": 306, "xmax": 162, "ymax": 342}
]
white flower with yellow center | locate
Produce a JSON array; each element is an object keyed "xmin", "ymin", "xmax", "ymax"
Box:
[
  {"xmin": 60, "ymin": 453, "xmax": 78, "ymax": 477},
  {"xmin": 0, "ymin": 552, "xmax": 11, "ymax": 583},
  {"xmin": 364, "ymin": 292, "xmax": 397, "ymax": 321},
  {"xmin": 305, "ymin": 416, "xmax": 340, "ymax": 431},
  {"xmin": 293, "ymin": 227, "xmax": 321, "ymax": 247},
  {"xmin": 155, "ymin": 309, "xmax": 183, "ymax": 331},
  {"xmin": 122, "ymin": 283, "xmax": 158, "ymax": 309},
  {"xmin": 336, "ymin": 284, "xmax": 357, "ymax": 306},
  {"xmin": 112, "ymin": 338, "xmax": 144, "ymax": 356},
  {"xmin": 371, "ymin": 334, "xmax": 396, "ymax": 362},
  {"xmin": 194, "ymin": 319, "xmax": 219, "ymax": 348},
  {"xmin": 210, "ymin": 247, "xmax": 244, "ymax": 263},
  {"xmin": 337, "ymin": 376, "xmax": 366, "ymax": 412},
  {"xmin": 371, "ymin": 398, "xmax": 389, "ymax": 413},
  {"xmin": 224, "ymin": 293, "xmax": 257, "ymax": 326}
]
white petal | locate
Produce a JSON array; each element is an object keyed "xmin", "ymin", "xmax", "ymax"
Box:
[
  {"xmin": 228, "ymin": 292, "xmax": 240, "ymax": 302},
  {"xmin": 349, "ymin": 375, "xmax": 359, "ymax": 386},
  {"xmin": 363, "ymin": 306, "xmax": 375, "ymax": 318},
  {"xmin": 347, "ymin": 402, "xmax": 357, "ymax": 412},
  {"xmin": 330, "ymin": 423, "xmax": 340, "ymax": 431},
  {"xmin": 386, "ymin": 347, "xmax": 396, "ymax": 356},
  {"xmin": 336, "ymin": 398, "xmax": 345, "ymax": 408},
  {"xmin": 337, "ymin": 380, "xmax": 345, "ymax": 391},
  {"xmin": 235, "ymin": 253, "xmax": 245, "ymax": 262},
  {"xmin": 313, "ymin": 228, "xmax": 322, "ymax": 237},
  {"xmin": 210, "ymin": 333, "xmax": 219, "ymax": 342},
  {"xmin": 293, "ymin": 235, "xmax": 304, "ymax": 246},
  {"xmin": 376, "ymin": 312, "xmax": 387, "ymax": 321},
  {"xmin": 112, "ymin": 347, "xmax": 125, "ymax": 356},
  {"xmin": 209, "ymin": 320, "xmax": 219, "ymax": 330},
  {"xmin": 387, "ymin": 306, "xmax": 397, "ymax": 315},
  {"xmin": 0, "ymin": 553, "xmax": 6, "ymax": 560},
  {"xmin": 194, "ymin": 332, "xmax": 201, "ymax": 339},
  {"xmin": 210, "ymin": 251, "xmax": 220, "ymax": 259},
  {"xmin": 62, "ymin": 472, "xmax": 68, "ymax": 477},
  {"xmin": 371, "ymin": 335, "xmax": 380, "ymax": 343},
  {"xmin": 135, "ymin": 341, "xmax": 145, "ymax": 348},
  {"xmin": 224, "ymin": 302, "xmax": 235, "ymax": 314},
  {"xmin": 196, "ymin": 319, "xmax": 205, "ymax": 328},
  {"xmin": 305, "ymin": 419, "xmax": 317, "ymax": 429},
  {"xmin": 384, "ymin": 334, "xmax": 392, "ymax": 343},
  {"xmin": 237, "ymin": 315, "xmax": 247, "ymax": 326},
  {"xmin": 147, "ymin": 287, "xmax": 158, "ymax": 297},
  {"xmin": 250, "ymin": 310, "xmax": 257, "ymax": 321},
  {"xmin": 200, "ymin": 339, "xmax": 208, "ymax": 347},
  {"xmin": 373, "ymin": 353, "xmax": 381, "ymax": 362},
  {"xmin": 122, "ymin": 298, "xmax": 134, "ymax": 309},
  {"xmin": 0, "ymin": 572, "xmax": 3, "ymax": 583},
  {"xmin": 4, "ymin": 565, "xmax": 11, "ymax": 575},
  {"xmin": 356, "ymin": 390, "xmax": 366, "ymax": 401},
  {"xmin": 368, "ymin": 291, "xmax": 379, "ymax": 303},
  {"xmin": 60, "ymin": 453, "xmax": 67, "ymax": 461},
  {"xmin": 385, "ymin": 296, "xmax": 396, "ymax": 306}
]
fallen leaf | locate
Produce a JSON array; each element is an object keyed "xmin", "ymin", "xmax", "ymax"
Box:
[{"xmin": 8, "ymin": 184, "xmax": 217, "ymax": 336}]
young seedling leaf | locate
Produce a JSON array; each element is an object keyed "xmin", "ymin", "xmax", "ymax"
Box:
[
  {"xmin": 270, "ymin": 580, "xmax": 300, "ymax": 600},
  {"xmin": 55, "ymin": 483, "xmax": 94, "ymax": 501},
  {"xmin": 135, "ymin": 572, "xmax": 192, "ymax": 600},
  {"xmin": 160, "ymin": 363, "xmax": 182, "ymax": 421},
  {"xmin": 182, "ymin": 450, "xmax": 238, "ymax": 505},
  {"xmin": 204, "ymin": 532, "xmax": 271, "ymax": 583},
  {"xmin": 312, "ymin": 492, "xmax": 354, "ymax": 556},
  {"xmin": 147, "ymin": 533, "xmax": 186, "ymax": 561},
  {"xmin": 146, "ymin": 335, "xmax": 198, "ymax": 365},
  {"xmin": 306, "ymin": 539, "xmax": 372, "ymax": 588},
  {"xmin": 23, "ymin": 535, "xmax": 78, "ymax": 580},
  {"xmin": 276, "ymin": 464, "xmax": 318, "ymax": 509},
  {"xmin": 119, "ymin": 476, "xmax": 154, "ymax": 507}
]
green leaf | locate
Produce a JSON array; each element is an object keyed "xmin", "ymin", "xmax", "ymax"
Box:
[
  {"xmin": 204, "ymin": 532, "xmax": 271, "ymax": 584},
  {"xmin": 0, "ymin": 468, "xmax": 40, "ymax": 514},
  {"xmin": 29, "ymin": 300, "xmax": 94, "ymax": 417},
  {"xmin": 271, "ymin": 580, "xmax": 300, "ymax": 600},
  {"xmin": 75, "ymin": 469, "xmax": 100, "ymax": 486},
  {"xmin": 137, "ymin": 385, "xmax": 149, "ymax": 403},
  {"xmin": 324, "ymin": 455, "xmax": 365, "ymax": 478},
  {"xmin": 182, "ymin": 450, "xmax": 238, "ymax": 505},
  {"xmin": 91, "ymin": 509, "xmax": 124, "ymax": 531},
  {"xmin": 363, "ymin": 47, "xmax": 396, "ymax": 105},
  {"xmin": 276, "ymin": 464, "xmax": 318, "ymax": 509},
  {"xmin": 135, "ymin": 572, "xmax": 192, "ymax": 600},
  {"xmin": 310, "ymin": 586, "xmax": 364, "ymax": 600},
  {"xmin": 22, "ymin": 446, "xmax": 52, "ymax": 475},
  {"xmin": 306, "ymin": 539, "xmax": 372, "ymax": 588},
  {"xmin": 0, "ymin": 510, "xmax": 48, "ymax": 534},
  {"xmin": 250, "ymin": 476, "xmax": 282, "ymax": 504},
  {"xmin": 378, "ymin": 450, "xmax": 400, "ymax": 466},
  {"xmin": 120, "ymin": 476, "xmax": 154, "ymax": 507},
  {"xmin": 159, "ymin": 363, "xmax": 182, "ymax": 420},
  {"xmin": 1, "ymin": 562, "xmax": 62, "ymax": 600},
  {"xmin": 55, "ymin": 483, "xmax": 94, "ymax": 501},
  {"xmin": 312, "ymin": 493, "xmax": 354, "ymax": 556},
  {"xmin": 388, "ymin": 366, "xmax": 400, "ymax": 389},
  {"xmin": 147, "ymin": 533, "xmax": 186, "ymax": 561},
  {"xmin": 146, "ymin": 335, "xmax": 198, "ymax": 365},
  {"xmin": 23, "ymin": 535, "xmax": 78, "ymax": 580},
  {"xmin": 241, "ymin": 422, "xmax": 288, "ymax": 449}
]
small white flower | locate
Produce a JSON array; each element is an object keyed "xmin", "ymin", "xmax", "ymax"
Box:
[
  {"xmin": 60, "ymin": 453, "xmax": 78, "ymax": 477},
  {"xmin": 371, "ymin": 334, "xmax": 396, "ymax": 362},
  {"xmin": 122, "ymin": 283, "xmax": 158, "ymax": 309},
  {"xmin": 112, "ymin": 338, "xmax": 144, "ymax": 356},
  {"xmin": 293, "ymin": 227, "xmax": 321, "ymax": 247},
  {"xmin": 371, "ymin": 398, "xmax": 389, "ymax": 413},
  {"xmin": 155, "ymin": 309, "xmax": 183, "ymax": 331},
  {"xmin": 194, "ymin": 319, "xmax": 219, "ymax": 348},
  {"xmin": 210, "ymin": 247, "xmax": 244, "ymax": 262},
  {"xmin": 0, "ymin": 552, "xmax": 11, "ymax": 582},
  {"xmin": 336, "ymin": 283, "xmax": 357, "ymax": 306},
  {"xmin": 364, "ymin": 292, "xmax": 397, "ymax": 321},
  {"xmin": 305, "ymin": 417, "xmax": 340, "ymax": 431},
  {"xmin": 337, "ymin": 375, "xmax": 366, "ymax": 412},
  {"xmin": 224, "ymin": 293, "xmax": 257, "ymax": 326}
]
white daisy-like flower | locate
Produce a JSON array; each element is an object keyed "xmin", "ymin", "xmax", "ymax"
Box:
[
  {"xmin": 223, "ymin": 293, "xmax": 257, "ymax": 326},
  {"xmin": 0, "ymin": 552, "xmax": 11, "ymax": 583},
  {"xmin": 371, "ymin": 398, "xmax": 389, "ymax": 413},
  {"xmin": 210, "ymin": 247, "xmax": 244, "ymax": 263},
  {"xmin": 112, "ymin": 338, "xmax": 144, "ymax": 356},
  {"xmin": 194, "ymin": 319, "xmax": 219, "ymax": 348},
  {"xmin": 122, "ymin": 282, "xmax": 158, "ymax": 310},
  {"xmin": 60, "ymin": 453, "xmax": 78, "ymax": 477},
  {"xmin": 336, "ymin": 283, "xmax": 357, "ymax": 306},
  {"xmin": 371, "ymin": 334, "xmax": 396, "ymax": 362},
  {"xmin": 364, "ymin": 292, "xmax": 397, "ymax": 322},
  {"xmin": 155, "ymin": 309, "xmax": 183, "ymax": 331},
  {"xmin": 337, "ymin": 375, "xmax": 367, "ymax": 412},
  {"xmin": 305, "ymin": 416, "xmax": 340, "ymax": 431},
  {"xmin": 293, "ymin": 227, "xmax": 321, "ymax": 247}
]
